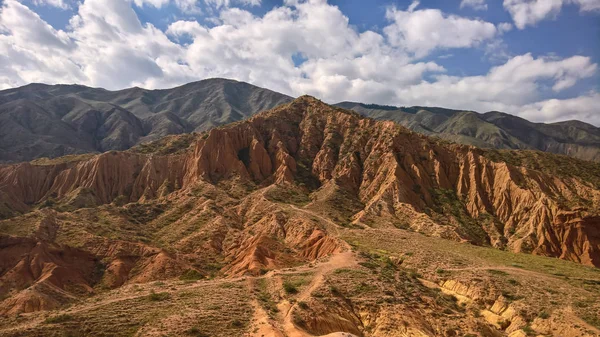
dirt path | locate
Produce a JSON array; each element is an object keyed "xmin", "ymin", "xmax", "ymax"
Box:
[
  {"xmin": 289, "ymin": 205, "xmax": 343, "ymax": 236},
  {"xmin": 278, "ymin": 249, "xmax": 357, "ymax": 337},
  {"xmin": 0, "ymin": 204, "xmax": 360, "ymax": 337},
  {"xmin": 246, "ymin": 277, "xmax": 285, "ymax": 337}
]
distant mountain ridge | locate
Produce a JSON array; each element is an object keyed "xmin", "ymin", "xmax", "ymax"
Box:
[
  {"xmin": 1, "ymin": 79, "xmax": 599, "ymax": 163},
  {"xmin": 336, "ymin": 102, "xmax": 600, "ymax": 162},
  {"xmin": 0, "ymin": 78, "xmax": 293, "ymax": 163}
]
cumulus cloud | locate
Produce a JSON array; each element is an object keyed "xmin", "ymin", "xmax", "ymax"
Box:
[
  {"xmin": 31, "ymin": 0, "xmax": 71, "ymax": 9},
  {"xmin": 384, "ymin": 6, "xmax": 498, "ymax": 58},
  {"xmin": 205, "ymin": 0, "xmax": 261, "ymax": 8},
  {"xmin": 133, "ymin": 0, "xmax": 171, "ymax": 9},
  {"xmin": 460, "ymin": 0, "xmax": 488, "ymax": 11},
  {"xmin": 392, "ymin": 53, "xmax": 597, "ymax": 111},
  {"xmin": 574, "ymin": 0, "xmax": 600, "ymax": 11},
  {"xmin": 131, "ymin": 0, "xmax": 260, "ymax": 11},
  {"xmin": 519, "ymin": 92, "xmax": 600, "ymax": 124},
  {"xmin": 0, "ymin": 0, "xmax": 598, "ymax": 125},
  {"xmin": 504, "ymin": 0, "xmax": 600, "ymax": 29}
]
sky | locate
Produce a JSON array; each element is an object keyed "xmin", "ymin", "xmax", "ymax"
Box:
[{"xmin": 0, "ymin": 0, "xmax": 599, "ymax": 125}]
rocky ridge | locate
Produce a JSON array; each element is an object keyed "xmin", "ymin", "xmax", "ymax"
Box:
[{"xmin": 0, "ymin": 96, "xmax": 599, "ymax": 336}]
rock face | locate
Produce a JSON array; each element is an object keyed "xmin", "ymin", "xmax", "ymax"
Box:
[
  {"xmin": 0, "ymin": 96, "xmax": 599, "ymax": 318},
  {"xmin": 2, "ymin": 96, "xmax": 600, "ymax": 267}
]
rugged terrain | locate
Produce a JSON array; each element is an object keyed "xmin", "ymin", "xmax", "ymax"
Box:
[
  {"xmin": 2, "ymin": 79, "xmax": 600, "ymax": 164},
  {"xmin": 0, "ymin": 96, "xmax": 599, "ymax": 337},
  {"xmin": 337, "ymin": 102, "xmax": 600, "ymax": 162},
  {"xmin": 0, "ymin": 78, "xmax": 292, "ymax": 163}
]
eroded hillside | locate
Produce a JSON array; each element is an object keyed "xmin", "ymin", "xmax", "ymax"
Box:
[{"xmin": 0, "ymin": 96, "xmax": 599, "ymax": 337}]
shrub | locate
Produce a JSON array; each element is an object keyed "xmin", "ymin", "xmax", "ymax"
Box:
[
  {"xmin": 187, "ymin": 327, "xmax": 209, "ymax": 337},
  {"xmin": 148, "ymin": 290, "xmax": 170, "ymax": 301},
  {"xmin": 44, "ymin": 314, "xmax": 73, "ymax": 324},
  {"xmin": 283, "ymin": 281, "xmax": 299, "ymax": 295},
  {"xmin": 488, "ymin": 269, "xmax": 509, "ymax": 276},
  {"xmin": 507, "ymin": 279, "xmax": 520, "ymax": 286},
  {"xmin": 522, "ymin": 325, "xmax": 536, "ymax": 336},
  {"xmin": 498, "ymin": 319, "xmax": 511, "ymax": 330},
  {"xmin": 179, "ymin": 269, "xmax": 203, "ymax": 281}
]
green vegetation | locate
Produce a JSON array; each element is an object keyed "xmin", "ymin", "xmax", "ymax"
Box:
[
  {"xmin": 31, "ymin": 154, "xmax": 96, "ymax": 166},
  {"xmin": 428, "ymin": 188, "xmax": 488, "ymax": 244},
  {"xmin": 179, "ymin": 269, "xmax": 203, "ymax": 281},
  {"xmin": 264, "ymin": 186, "xmax": 310, "ymax": 206},
  {"xmin": 186, "ymin": 327, "xmax": 210, "ymax": 337},
  {"xmin": 487, "ymin": 269, "xmax": 509, "ymax": 276},
  {"xmin": 132, "ymin": 133, "xmax": 197, "ymax": 155},
  {"xmin": 297, "ymin": 301, "xmax": 309, "ymax": 310},
  {"xmin": 256, "ymin": 278, "xmax": 279, "ymax": 317},
  {"xmin": 44, "ymin": 314, "xmax": 74, "ymax": 324},
  {"xmin": 538, "ymin": 310, "xmax": 550, "ymax": 319},
  {"xmin": 283, "ymin": 281, "xmax": 299, "ymax": 294},
  {"xmin": 343, "ymin": 230, "xmax": 600, "ymax": 282},
  {"xmin": 148, "ymin": 290, "xmax": 170, "ymax": 301}
]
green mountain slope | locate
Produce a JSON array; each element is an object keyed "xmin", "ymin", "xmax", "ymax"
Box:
[
  {"xmin": 337, "ymin": 102, "xmax": 600, "ymax": 162},
  {"xmin": 0, "ymin": 79, "xmax": 292, "ymax": 163}
]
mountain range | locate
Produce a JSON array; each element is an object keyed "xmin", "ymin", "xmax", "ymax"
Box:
[
  {"xmin": 0, "ymin": 96, "xmax": 599, "ymax": 337},
  {"xmin": 1, "ymin": 78, "xmax": 599, "ymax": 163}
]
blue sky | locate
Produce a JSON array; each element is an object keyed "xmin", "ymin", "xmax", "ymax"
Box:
[{"xmin": 1, "ymin": 0, "xmax": 599, "ymax": 124}]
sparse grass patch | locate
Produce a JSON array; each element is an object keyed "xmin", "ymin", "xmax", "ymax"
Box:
[
  {"xmin": 44, "ymin": 314, "xmax": 74, "ymax": 324},
  {"xmin": 179, "ymin": 269, "xmax": 203, "ymax": 281},
  {"xmin": 256, "ymin": 279, "xmax": 279, "ymax": 317},
  {"xmin": 186, "ymin": 326, "xmax": 210, "ymax": 337},
  {"xmin": 148, "ymin": 290, "xmax": 170, "ymax": 301},
  {"xmin": 283, "ymin": 281, "xmax": 299, "ymax": 294},
  {"xmin": 488, "ymin": 269, "xmax": 509, "ymax": 276}
]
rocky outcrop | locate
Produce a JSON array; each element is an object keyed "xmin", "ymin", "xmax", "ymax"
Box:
[{"xmin": 1, "ymin": 96, "xmax": 599, "ymax": 269}]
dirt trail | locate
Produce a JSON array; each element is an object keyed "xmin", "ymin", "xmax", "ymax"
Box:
[
  {"xmin": 289, "ymin": 205, "xmax": 343, "ymax": 236},
  {"xmin": 278, "ymin": 249, "xmax": 357, "ymax": 337},
  {"xmin": 0, "ymin": 204, "xmax": 359, "ymax": 337},
  {"xmin": 246, "ymin": 277, "xmax": 285, "ymax": 337}
]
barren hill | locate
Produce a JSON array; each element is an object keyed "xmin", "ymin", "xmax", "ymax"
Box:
[{"xmin": 0, "ymin": 97, "xmax": 599, "ymax": 337}]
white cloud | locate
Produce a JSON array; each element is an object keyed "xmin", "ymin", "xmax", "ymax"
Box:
[
  {"xmin": 497, "ymin": 22, "xmax": 513, "ymax": 33},
  {"xmin": 133, "ymin": 0, "xmax": 171, "ymax": 9},
  {"xmin": 0, "ymin": 0, "xmax": 598, "ymax": 125},
  {"xmin": 205, "ymin": 0, "xmax": 261, "ymax": 8},
  {"xmin": 407, "ymin": 1, "xmax": 420, "ymax": 12},
  {"xmin": 504, "ymin": 0, "xmax": 600, "ymax": 29},
  {"xmin": 131, "ymin": 0, "xmax": 260, "ymax": 11},
  {"xmin": 384, "ymin": 6, "xmax": 498, "ymax": 58},
  {"xmin": 574, "ymin": 0, "xmax": 600, "ymax": 11},
  {"xmin": 520, "ymin": 92, "xmax": 600, "ymax": 125},
  {"xmin": 31, "ymin": 0, "xmax": 71, "ymax": 9},
  {"xmin": 388, "ymin": 53, "xmax": 597, "ymax": 122},
  {"xmin": 460, "ymin": 0, "xmax": 488, "ymax": 11}
]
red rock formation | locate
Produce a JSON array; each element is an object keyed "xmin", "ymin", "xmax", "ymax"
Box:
[
  {"xmin": 1, "ymin": 95, "xmax": 599, "ymax": 315},
  {"xmin": 1, "ymin": 96, "xmax": 599, "ymax": 268}
]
